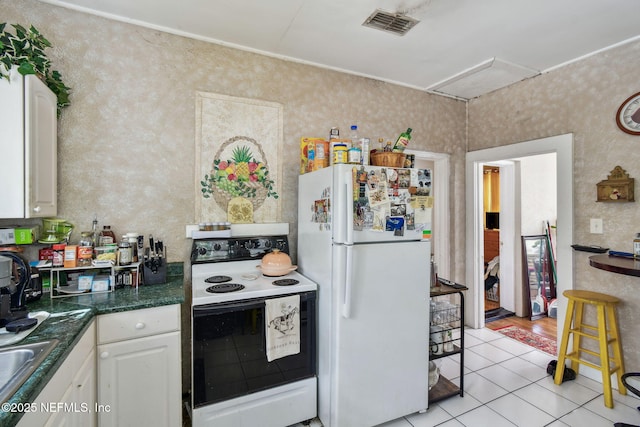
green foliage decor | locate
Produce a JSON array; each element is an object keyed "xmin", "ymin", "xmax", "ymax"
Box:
[
  {"xmin": 0, "ymin": 23, "xmax": 71, "ymax": 113},
  {"xmin": 200, "ymin": 144, "xmax": 279, "ymax": 200}
]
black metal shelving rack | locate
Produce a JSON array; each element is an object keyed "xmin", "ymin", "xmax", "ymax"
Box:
[{"xmin": 429, "ymin": 281, "xmax": 467, "ymax": 404}]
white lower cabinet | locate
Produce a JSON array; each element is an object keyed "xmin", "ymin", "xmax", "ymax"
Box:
[
  {"xmin": 17, "ymin": 321, "xmax": 97, "ymax": 427},
  {"xmin": 96, "ymin": 305, "xmax": 181, "ymax": 427}
]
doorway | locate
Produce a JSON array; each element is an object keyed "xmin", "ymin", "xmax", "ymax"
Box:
[
  {"xmin": 465, "ymin": 134, "xmax": 573, "ymax": 348},
  {"xmin": 405, "ymin": 149, "xmax": 450, "ymax": 280},
  {"xmin": 482, "ymin": 165, "xmax": 505, "ymax": 318}
]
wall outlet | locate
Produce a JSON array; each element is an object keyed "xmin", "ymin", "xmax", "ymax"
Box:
[{"xmin": 590, "ymin": 218, "xmax": 603, "ymax": 234}]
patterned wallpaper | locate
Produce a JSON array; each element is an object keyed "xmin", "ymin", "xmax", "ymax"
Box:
[
  {"xmin": 4, "ymin": 0, "xmax": 639, "ymax": 374},
  {"xmin": 2, "ymin": 0, "xmax": 465, "ymax": 271},
  {"xmin": 3, "ymin": 0, "xmax": 466, "ymax": 391},
  {"xmin": 469, "ymin": 41, "xmax": 640, "ymax": 372}
]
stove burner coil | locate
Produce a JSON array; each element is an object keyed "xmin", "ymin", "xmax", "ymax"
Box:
[
  {"xmin": 204, "ymin": 275, "xmax": 232, "ymax": 284},
  {"xmin": 206, "ymin": 283, "xmax": 245, "ymax": 293},
  {"xmin": 272, "ymin": 279, "xmax": 300, "ymax": 286}
]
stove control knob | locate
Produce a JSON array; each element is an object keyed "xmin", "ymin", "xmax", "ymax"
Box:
[
  {"xmin": 264, "ymin": 240, "xmax": 272, "ymax": 248},
  {"xmin": 213, "ymin": 243, "xmax": 222, "ymax": 251},
  {"xmin": 198, "ymin": 247, "xmax": 207, "ymax": 255},
  {"xmin": 245, "ymin": 241, "xmax": 255, "ymax": 249}
]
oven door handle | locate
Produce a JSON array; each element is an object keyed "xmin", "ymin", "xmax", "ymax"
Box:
[{"xmin": 193, "ymin": 300, "xmax": 263, "ymax": 316}]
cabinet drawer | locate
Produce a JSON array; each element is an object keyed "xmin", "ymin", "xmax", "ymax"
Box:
[{"xmin": 97, "ymin": 304, "xmax": 180, "ymax": 344}]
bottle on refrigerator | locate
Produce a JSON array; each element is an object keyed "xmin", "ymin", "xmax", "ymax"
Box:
[
  {"xmin": 329, "ymin": 127, "xmax": 340, "ymax": 143},
  {"xmin": 392, "ymin": 128, "xmax": 412, "ymax": 152},
  {"xmin": 329, "ymin": 127, "xmax": 341, "ymax": 166},
  {"xmin": 361, "ymin": 137, "xmax": 370, "ymax": 165},
  {"xmin": 350, "ymin": 125, "xmax": 359, "ymax": 147}
]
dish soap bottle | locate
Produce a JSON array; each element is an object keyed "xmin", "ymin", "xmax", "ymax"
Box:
[{"xmin": 634, "ymin": 233, "xmax": 640, "ymax": 258}]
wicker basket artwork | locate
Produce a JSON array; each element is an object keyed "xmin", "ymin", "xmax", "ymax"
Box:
[
  {"xmin": 370, "ymin": 151, "xmax": 406, "ymax": 168},
  {"xmin": 200, "ymin": 136, "xmax": 278, "ymax": 212}
]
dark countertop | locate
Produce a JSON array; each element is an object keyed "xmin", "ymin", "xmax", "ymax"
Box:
[
  {"xmin": 1, "ymin": 262, "xmax": 185, "ymax": 426},
  {"xmin": 589, "ymin": 254, "xmax": 640, "ymax": 277}
]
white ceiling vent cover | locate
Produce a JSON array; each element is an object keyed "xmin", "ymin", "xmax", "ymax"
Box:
[{"xmin": 363, "ymin": 9, "xmax": 419, "ymax": 36}]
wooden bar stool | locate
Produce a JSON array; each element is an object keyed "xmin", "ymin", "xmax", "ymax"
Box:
[{"xmin": 555, "ymin": 290, "xmax": 627, "ymax": 408}]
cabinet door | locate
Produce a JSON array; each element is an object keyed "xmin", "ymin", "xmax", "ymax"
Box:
[
  {"xmin": 71, "ymin": 348, "xmax": 96, "ymax": 427},
  {"xmin": 43, "ymin": 382, "xmax": 74, "ymax": 427},
  {"xmin": 43, "ymin": 349, "xmax": 96, "ymax": 427},
  {"xmin": 0, "ymin": 68, "xmax": 27, "ymax": 218},
  {"xmin": 17, "ymin": 322, "xmax": 96, "ymax": 427},
  {"xmin": 98, "ymin": 331, "xmax": 181, "ymax": 427},
  {"xmin": 25, "ymin": 73, "xmax": 57, "ymax": 218}
]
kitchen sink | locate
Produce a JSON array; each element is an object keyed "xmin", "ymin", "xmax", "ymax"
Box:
[{"xmin": 0, "ymin": 340, "xmax": 58, "ymax": 404}]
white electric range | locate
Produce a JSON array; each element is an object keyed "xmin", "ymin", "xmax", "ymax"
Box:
[
  {"xmin": 190, "ymin": 226, "xmax": 318, "ymax": 427},
  {"xmin": 192, "ymin": 260, "xmax": 317, "ymax": 305}
]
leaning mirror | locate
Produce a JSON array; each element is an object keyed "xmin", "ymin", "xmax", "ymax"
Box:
[{"xmin": 521, "ymin": 235, "xmax": 556, "ymax": 320}]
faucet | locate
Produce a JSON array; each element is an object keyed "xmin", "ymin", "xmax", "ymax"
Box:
[{"xmin": 0, "ymin": 253, "xmax": 30, "ymax": 328}]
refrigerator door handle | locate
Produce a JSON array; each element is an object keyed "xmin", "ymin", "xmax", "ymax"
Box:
[
  {"xmin": 342, "ymin": 244, "xmax": 353, "ymax": 318},
  {"xmin": 345, "ymin": 169, "xmax": 354, "ymax": 245}
]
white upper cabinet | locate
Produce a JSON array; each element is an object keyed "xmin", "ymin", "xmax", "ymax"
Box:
[{"xmin": 0, "ymin": 67, "xmax": 57, "ymax": 218}]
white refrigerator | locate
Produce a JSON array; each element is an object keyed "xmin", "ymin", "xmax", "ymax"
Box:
[{"xmin": 298, "ymin": 164, "xmax": 431, "ymax": 427}]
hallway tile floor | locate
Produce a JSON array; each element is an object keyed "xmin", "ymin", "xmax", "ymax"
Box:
[{"xmin": 295, "ymin": 327, "xmax": 639, "ymax": 427}]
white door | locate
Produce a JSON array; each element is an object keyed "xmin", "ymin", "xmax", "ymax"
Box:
[{"xmin": 332, "ymin": 240, "xmax": 430, "ymax": 427}]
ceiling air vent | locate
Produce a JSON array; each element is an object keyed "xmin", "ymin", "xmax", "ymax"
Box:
[{"xmin": 362, "ymin": 9, "xmax": 419, "ymax": 36}]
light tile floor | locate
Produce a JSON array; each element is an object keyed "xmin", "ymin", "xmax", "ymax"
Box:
[{"xmin": 299, "ymin": 327, "xmax": 640, "ymax": 427}]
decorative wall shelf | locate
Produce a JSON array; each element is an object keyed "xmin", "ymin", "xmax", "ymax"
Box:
[{"xmin": 596, "ymin": 166, "xmax": 634, "ymax": 202}]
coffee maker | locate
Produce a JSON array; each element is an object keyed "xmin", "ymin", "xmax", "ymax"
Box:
[{"xmin": 0, "ymin": 253, "xmax": 30, "ymax": 328}]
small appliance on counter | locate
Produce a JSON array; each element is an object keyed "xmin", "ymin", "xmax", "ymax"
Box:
[
  {"xmin": 24, "ymin": 266, "xmax": 43, "ymax": 303},
  {"xmin": 0, "ymin": 256, "xmax": 11, "ymax": 291},
  {"xmin": 38, "ymin": 218, "xmax": 73, "ymax": 244}
]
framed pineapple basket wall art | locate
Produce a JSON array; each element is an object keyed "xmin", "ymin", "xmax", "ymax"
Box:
[{"xmin": 195, "ymin": 92, "xmax": 283, "ymax": 223}]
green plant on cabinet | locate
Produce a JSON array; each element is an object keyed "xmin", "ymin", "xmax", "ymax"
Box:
[{"xmin": 0, "ymin": 23, "xmax": 71, "ymax": 114}]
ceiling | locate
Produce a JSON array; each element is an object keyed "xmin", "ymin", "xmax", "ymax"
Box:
[{"xmin": 40, "ymin": 0, "xmax": 640, "ymax": 99}]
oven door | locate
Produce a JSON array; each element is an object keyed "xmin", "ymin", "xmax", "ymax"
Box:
[{"xmin": 192, "ymin": 291, "xmax": 317, "ymax": 408}]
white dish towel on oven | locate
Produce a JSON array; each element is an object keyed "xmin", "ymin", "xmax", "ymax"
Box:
[{"xmin": 265, "ymin": 294, "xmax": 300, "ymax": 362}]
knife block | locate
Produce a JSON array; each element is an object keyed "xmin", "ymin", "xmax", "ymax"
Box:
[{"xmin": 143, "ymin": 260, "xmax": 167, "ymax": 285}]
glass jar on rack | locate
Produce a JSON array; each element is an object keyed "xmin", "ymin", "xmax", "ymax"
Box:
[
  {"xmin": 117, "ymin": 237, "xmax": 132, "ymax": 266},
  {"xmin": 78, "ymin": 231, "xmax": 94, "ymax": 267}
]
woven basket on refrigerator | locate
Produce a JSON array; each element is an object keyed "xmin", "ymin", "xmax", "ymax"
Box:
[{"xmin": 370, "ymin": 151, "xmax": 406, "ymax": 167}]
